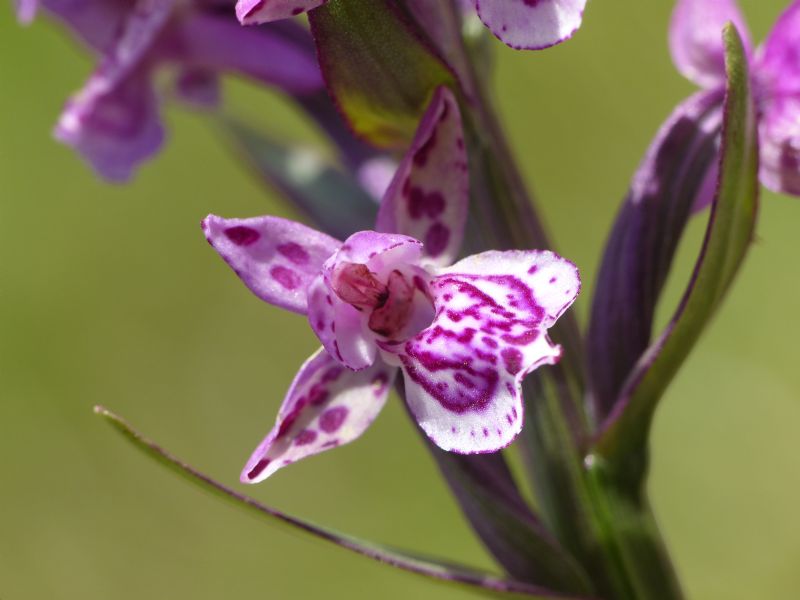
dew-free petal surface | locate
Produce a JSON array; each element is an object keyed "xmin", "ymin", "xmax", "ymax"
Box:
[
  {"xmin": 203, "ymin": 214, "xmax": 340, "ymax": 315},
  {"xmin": 399, "ymin": 250, "xmax": 579, "ymax": 453},
  {"xmin": 669, "ymin": 0, "xmax": 752, "ymax": 88},
  {"xmin": 377, "ymin": 87, "xmax": 469, "ymax": 267},
  {"xmin": 241, "ymin": 348, "xmax": 396, "ymax": 483},
  {"xmin": 474, "ymin": 0, "xmax": 586, "ymax": 51},
  {"xmin": 236, "ymin": 0, "xmax": 326, "ymax": 25}
]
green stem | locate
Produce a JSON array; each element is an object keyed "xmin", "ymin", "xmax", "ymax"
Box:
[{"xmin": 451, "ymin": 6, "xmax": 684, "ymax": 598}]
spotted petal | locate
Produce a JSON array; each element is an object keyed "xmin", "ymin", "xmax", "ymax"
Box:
[
  {"xmin": 474, "ymin": 0, "xmax": 586, "ymax": 51},
  {"xmin": 399, "ymin": 250, "xmax": 580, "ymax": 453},
  {"xmin": 756, "ymin": 0, "xmax": 800, "ymax": 97},
  {"xmin": 759, "ymin": 96, "xmax": 800, "ymax": 196},
  {"xmin": 236, "ymin": 0, "xmax": 326, "ymax": 25},
  {"xmin": 202, "ymin": 214, "xmax": 341, "ymax": 315},
  {"xmin": 377, "ymin": 87, "xmax": 469, "ymax": 266},
  {"xmin": 241, "ymin": 348, "xmax": 396, "ymax": 483},
  {"xmin": 669, "ymin": 0, "xmax": 752, "ymax": 88}
]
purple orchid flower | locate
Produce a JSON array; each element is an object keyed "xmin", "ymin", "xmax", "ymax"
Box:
[
  {"xmin": 202, "ymin": 88, "xmax": 580, "ymax": 482},
  {"xmin": 19, "ymin": 0, "xmax": 323, "ymax": 182},
  {"xmin": 236, "ymin": 0, "xmax": 587, "ymax": 51},
  {"xmin": 670, "ymin": 0, "xmax": 800, "ymax": 198}
]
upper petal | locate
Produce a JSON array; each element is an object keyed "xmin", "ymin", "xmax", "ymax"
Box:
[
  {"xmin": 203, "ymin": 214, "xmax": 341, "ymax": 315},
  {"xmin": 241, "ymin": 348, "xmax": 396, "ymax": 483},
  {"xmin": 399, "ymin": 250, "xmax": 580, "ymax": 453},
  {"xmin": 236, "ymin": 0, "xmax": 327, "ymax": 25},
  {"xmin": 376, "ymin": 87, "xmax": 469, "ymax": 267},
  {"xmin": 759, "ymin": 95, "xmax": 800, "ymax": 195},
  {"xmin": 474, "ymin": 0, "xmax": 586, "ymax": 51},
  {"xmin": 756, "ymin": 1, "xmax": 800, "ymax": 98},
  {"xmin": 669, "ymin": 0, "xmax": 753, "ymax": 88}
]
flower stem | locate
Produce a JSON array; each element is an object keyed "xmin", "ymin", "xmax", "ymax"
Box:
[{"xmin": 451, "ymin": 6, "xmax": 684, "ymax": 597}]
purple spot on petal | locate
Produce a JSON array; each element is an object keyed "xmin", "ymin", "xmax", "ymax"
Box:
[
  {"xmin": 425, "ymin": 223, "xmax": 450, "ymax": 257},
  {"xmin": 482, "ymin": 427, "xmax": 489, "ymax": 437},
  {"xmin": 527, "ymin": 265, "xmax": 538, "ymax": 274},
  {"xmin": 501, "ymin": 347, "xmax": 523, "ymax": 375},
  {"xmin": 320, "ymin": 406, "xmax": 348, "ymax": 433},
  {"xmin": 549, "ymin": 277, "xmax": 557, "ymax": 284},
  {"xmin": 277, "ymin": 242, "xmax": 310, "ymax": 265},
  {"xmin": 270, "ymin": 266, "xmax": 301, "ymax": 290},
  {"xmin": 295, "ymin": 429, "xmax": 318, "ymax": 446},
  {"xmin": 247, "ymin": 458, "xmax": 270, "ymax": 480},
  {"xmin": 224, "ymin": 226, "xmax": 259, "ymax": 246}
]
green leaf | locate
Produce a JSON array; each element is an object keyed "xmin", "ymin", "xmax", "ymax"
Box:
[
  {"xmin": 309, "ymin": 0, "xmax": 457, "ymax": 148},
  {"xmin": 217, "ymin": 116, "xmax": 376, "ymax": 240},
  {"xmin": 595, "ymin": 24, "xmax": 760, "ymax": 472},
  {"xmin": 94, "ymin": 405, "xmax": 588, "ymax": 599}
]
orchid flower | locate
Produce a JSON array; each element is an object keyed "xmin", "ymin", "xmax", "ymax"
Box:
[
  {"xmin": 670, "ymin": 0, "xmax": 800, "ymax": 199},
  {"xmin": 236, "ymin": 0, "xmax": 588, "ymax": 51},
  {"xmin": 18, "ymin": 0, "xmax": 323, "ymax": 182},
  {"xmin": 202, "ymin": 88, "xmax": 580, "ymax": 482}
]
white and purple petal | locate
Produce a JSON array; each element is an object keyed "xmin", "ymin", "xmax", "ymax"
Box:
[
  {"xmin": 759, "ymin": 96, "xmax": 800, "ymax": 196},
  {"xmin": 398, "ymin": 250, "xmax": 580, "ymax": 453},
  {"xmin": 203, "ymin": 214, "xmax": 341, "ymax": 315},
  {"xmin": 474, "ymin": 0, "xmax": 586, "ymax": 51},
  {"xmin": 669, "ymin": 0, "xmax": 752, "ymax": 88},
  {"xmin": 241, "ymin": 348, "xmax": 396, "ymax": 483},
  {"xmin": 755, "ymin": 0, "xmax": 800, "ymax": 98},
  {"xmin": 377, "ymin": 87, "xmax": 469, "ymax": 267},
  {"xmin": 236, "ymin": 0, "xmax": 326, "ymax": 25}
]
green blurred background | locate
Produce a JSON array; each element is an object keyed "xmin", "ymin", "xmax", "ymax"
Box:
[{"xmin": 2, "ymin": 1, "xmax": 799, "ymax": 598}]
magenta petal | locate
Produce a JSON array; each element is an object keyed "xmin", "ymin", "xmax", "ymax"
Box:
[
  {"xmin": 16, "ymin": 0, "xmax": 37, "ymax": 23},
  {"xmin": 474, "ymin": 0, "xmax": 586, "ymax": 51},
  {"xmin": 51, "ymin": 0, "xmax": 174, "ymax": 181},
  {"xmin": 399, "ymin": 250, "xmax": 580, "ymax": 453},
  {"xmin": 236, "ymin": 0, "xmax": 327, "ymax": 25},
  {"xmin": 202, "ymin": 214, "xmax": 340, "ymax": 315},
  {"xmin": 169, "ymin": 14, "xmax": 323, "ymax": 95},
  {"xmin": 241, "ymin": 348, "xmax": 396, "ymax": 483},
  {"xmin": 759, "ymin": 96, "xmax": 800, "ymax": 196},
  {"xmin": 175, "ymin": 67, "xmax": 221, "ymax": 108},
  {"xmin": 54, "ymin": 70, "xmax": 164, "ymax": 182},
  {"xmin": 756, "ymin": 1, "xmax": 800, "ymax": 97},
  {"xmin": 669, "ymin": 0, "xmax": 752, "ymax": 88},
  {"xmin": 377, "ymin": 87, "xmax": 469, "ymax": 266}
]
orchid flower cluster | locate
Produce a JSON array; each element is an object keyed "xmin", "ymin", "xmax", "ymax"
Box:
[{"xmin": 20, "ymin": 0, "xmax": 800, "ymax": 598}]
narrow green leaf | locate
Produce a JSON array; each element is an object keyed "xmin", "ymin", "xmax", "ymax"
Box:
[
  {"xmin": 217, "ymin": 116, "xmax": 376, "ymax": 240},
  {"xmin": 309, "ymin": 0, "xmax": 457, "ymax": 148},
  {"xmin": 596, "ymin": 24, "xmax": 760, "ymax": 471},
  {"xmin": 94, "ymin": 406, "xmax": 589, "ymax": 599}
]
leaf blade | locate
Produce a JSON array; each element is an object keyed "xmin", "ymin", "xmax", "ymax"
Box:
[
  {"xmin": 94, "ymin": 405, "xmax": 589, "ymax": 599},
  {"xmin": 596, "ymin": 24, "xmax": 760, "ymax": 469}
]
